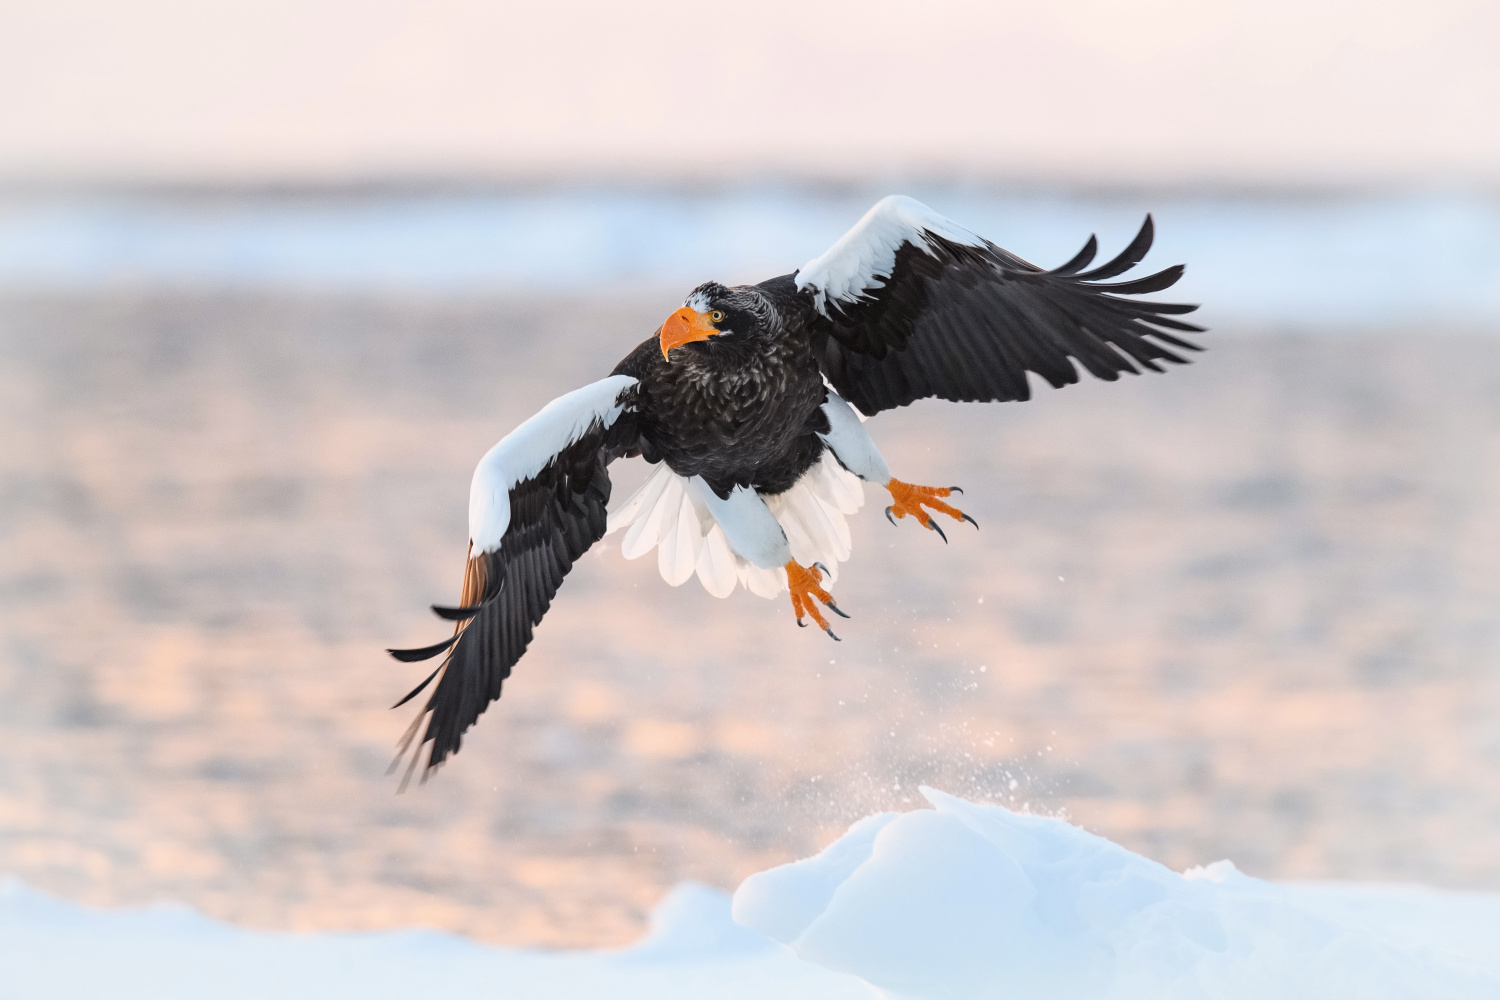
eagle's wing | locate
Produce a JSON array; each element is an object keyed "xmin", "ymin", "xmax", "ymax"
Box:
[
  {"xmin": 388, "ymin": 374, "xmax": 639, "ymax": 783},
  {"xmin": 791, "ymin": 196, "xmax": 1203, "ymax": 416}
]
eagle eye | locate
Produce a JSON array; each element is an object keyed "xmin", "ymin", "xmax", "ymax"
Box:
[{"xmin": 710, "ymin": 310, "xmax": 725, "ymax": 323}]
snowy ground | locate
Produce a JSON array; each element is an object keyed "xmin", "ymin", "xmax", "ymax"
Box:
[{"xmin": 5, "ymin": 791, "xmax": 1497, "ymax": 1000}]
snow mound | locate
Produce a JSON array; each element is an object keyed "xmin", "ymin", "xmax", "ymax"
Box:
[
  {"xmin": 733, "ymin": 788, "xmax": 1500, "ymax": 1000},
  {"xmin": 618, "ymin": 881, "xmax": 776, "ymax": 961},
  {"xmin": 0, "ymin": 878, "xmax": 867, "ymax": 1000},
  {"xmin": 6, "ymin": 797, "xmax": 1500, "ymax": 1000}
]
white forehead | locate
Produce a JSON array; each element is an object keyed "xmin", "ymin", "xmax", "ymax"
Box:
[{"xmin": 684, "ymin": 290, "xmax": 713, "ymax": 312}]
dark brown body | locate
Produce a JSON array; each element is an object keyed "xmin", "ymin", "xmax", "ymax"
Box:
[{"xmin": 611, "ymin": 276, "xmax": 832, "ymax": 497}]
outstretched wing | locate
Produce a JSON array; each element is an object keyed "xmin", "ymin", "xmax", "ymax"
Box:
[
  {"xmin": 388, "ymin": 374, "xmax": 640, "ymax": 784},
  {"xmin": 791, "ymin": 196, "xmax": 1203, "ymax": 416}
]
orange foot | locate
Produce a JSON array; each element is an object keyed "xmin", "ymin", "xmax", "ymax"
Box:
[
  {"xmin": 885, "ymin": 478, "xmax": 980, "ymax": 543},
  {"xmin": 785, "ymin": 560, "xmax": 850, "ymax": 641}
]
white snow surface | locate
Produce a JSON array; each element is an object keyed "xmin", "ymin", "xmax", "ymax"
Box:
[
  {"xmin": 734, "ymin": 788, "xmax": 1500, "ymax": 1000},
  {"xmin": 0, "ymin": 879, "xmax": 869, "ymax": 1000},
  {"xmin": 5, "ymin": 791, "xmax": 1499, "ymax": 999}
]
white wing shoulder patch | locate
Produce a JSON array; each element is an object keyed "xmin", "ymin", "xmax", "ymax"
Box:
[
  {"xmin": 606, "ymin": 452, "xmax": 866, "ymax": 600},
  {"xmin": 469, "ymin": 374, "xmax": 637, "ymax": 554},
  {"xmin": 794, "ymin": 195, "xmax": 986, "ymax": 317}
]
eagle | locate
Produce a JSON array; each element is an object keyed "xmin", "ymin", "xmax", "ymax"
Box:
[{"xmin": 388, "ymin": 196, "xmax": 1202, "ymax": 782}]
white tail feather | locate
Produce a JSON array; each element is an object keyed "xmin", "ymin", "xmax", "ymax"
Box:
[
  {"xmin": 696, "ymin": 525, "xmax": 739, "ymax": 598},
  {"xmin": 607, "ymin": 452, "xmax": 865, "ymax": 599},
  {"xmin": 619, "ymin": 471, "xmax": 675, "ymax": 560},
  {"xmin": 659, "ymin": 490, "xmax": 702, "ymax": 586}
]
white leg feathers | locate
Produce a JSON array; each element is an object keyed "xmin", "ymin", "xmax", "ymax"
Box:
[
  {"xmin": 817, "ymin": 390, "xmax": 890, "ymax": 484},
  {"xmin": 688, "ymin": 478, "xmax": 793, "ymax": 571}
]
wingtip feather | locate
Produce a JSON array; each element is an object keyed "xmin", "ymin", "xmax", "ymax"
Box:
[
  {"xmin": 387, "ymin": 634, "xmax": 460, "ymax": 662},
  {"xmin": 1051, "ymin": 234, "xmax": 1098, "ymax": 276},
  {"xmin": 1073, "ymin": 215, "xmax": 1156, "ymax": 282},
  {"xmin": 391, "ymin": 662, "xmax": 446, "ymax": 708},
  {"xmin": 431, "ymin": 603, "xmax": 482, "ymax": 621}
]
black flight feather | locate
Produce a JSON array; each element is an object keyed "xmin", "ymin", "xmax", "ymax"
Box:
[
  {"xmin": 1051, "ymin": 234, "xmax": 1098, "ymax": 276},
  {"xmin": 386, "ymin": 634, "xmax": 460, "ymax": 662},
  {"xmin": 391, "ymin": 662, "xmax": 446, "ymax": 708},
  {"xmin": 431, "ymin": 603, "xmax": 483, "ymax": 621},
  {"xmin": 390, "ymin": 402, "xmax": 638, "ymax": 783},
  {"xmin": 1072, "ymin": 215, "xmax": 1155, "ymax": 281},
  {"xmin": 794, "ymin": 210, "xmax": 1202, "ymax": 416}
]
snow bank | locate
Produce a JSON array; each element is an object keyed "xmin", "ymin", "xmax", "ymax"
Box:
[
  {"xmin": 0, "ymin": 879, "xmax": 867, "ymax": 1000},
  {"xmin": 6, "ymin": 793, "xmax": 1499, "ymax": 999},
  {"xmin": 733, "ymin": 788, "xmax": 1500, "ymax": 1000}
]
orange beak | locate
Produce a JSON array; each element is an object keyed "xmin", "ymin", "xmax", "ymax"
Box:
[{"xmin": 659, "ymin": 306, "xmax": 719, "ymax": 361}]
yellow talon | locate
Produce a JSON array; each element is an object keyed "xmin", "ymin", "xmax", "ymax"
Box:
[
  {"xmin": 785, "ymin": 560, "xmax": 846, "ymax": 640},
  {"xmin": 885, "ymin": 478, "xmax": 979, "ymax": 542}
]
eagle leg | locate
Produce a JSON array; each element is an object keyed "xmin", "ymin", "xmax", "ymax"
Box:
[
  {"xmin": 885, "ymin": 479, "xmax": 980, "ymax": 538},
  {"xmin": 785, "ymin": 560, "xmax": 845, "ymax": 640}
]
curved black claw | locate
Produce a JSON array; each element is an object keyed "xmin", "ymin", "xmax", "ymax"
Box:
[
  {"xmin": 885, "ymin": 506, "xmax": 898, "ymax": 527},
  {"xmin": 796, "ymin": 617, "xmax": 808, "ymax": 628},
  {"xmin": 948, "ymin": 486, "xmax": 964, "ymax": 495},
  {"xmin": 826, "ymin": 601, "xmax": 851, "ymax": 620},
  {"xmin": 961, "ymin": 513, "xmax": 980, "ymax": 529},
  {"xmin": 928, "ymin": 519, "xmax": 948, "ymax": 544},
  {"xmin": 812, "ymin": 561, "xmax": 830, "ymax": 577},
  {"xmin": 824, "ymin": 627, "xmax": 841, "ymax": 642}
]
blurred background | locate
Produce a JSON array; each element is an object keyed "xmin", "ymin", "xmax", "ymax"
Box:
[{"xmin": 3, "ymin": 0, "xmax": 1499, "ymax": 947}]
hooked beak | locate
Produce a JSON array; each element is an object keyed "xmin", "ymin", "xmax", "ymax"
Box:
[{"xmin": 659, "ymin": 307, "xmax": 719, "ymax": 361}]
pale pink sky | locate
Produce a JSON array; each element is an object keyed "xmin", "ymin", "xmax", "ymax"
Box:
[{"xmin": 1, "ymin": 0, "xmax": 1497, "ymax": 185}]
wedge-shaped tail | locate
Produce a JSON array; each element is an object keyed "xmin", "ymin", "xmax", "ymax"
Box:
[{"xmin": 606, "ymin": 449, "xmax": 865, "ymax": 599}]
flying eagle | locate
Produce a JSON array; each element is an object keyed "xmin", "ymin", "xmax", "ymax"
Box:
[{"xmin": 389, "ymin": 196, "xmax": 1202, "ymax": 782}]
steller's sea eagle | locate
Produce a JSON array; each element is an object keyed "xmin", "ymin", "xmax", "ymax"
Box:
[{"xmin": 389, "ymin": 196, "xmax": 1202, "ymax": 783}]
